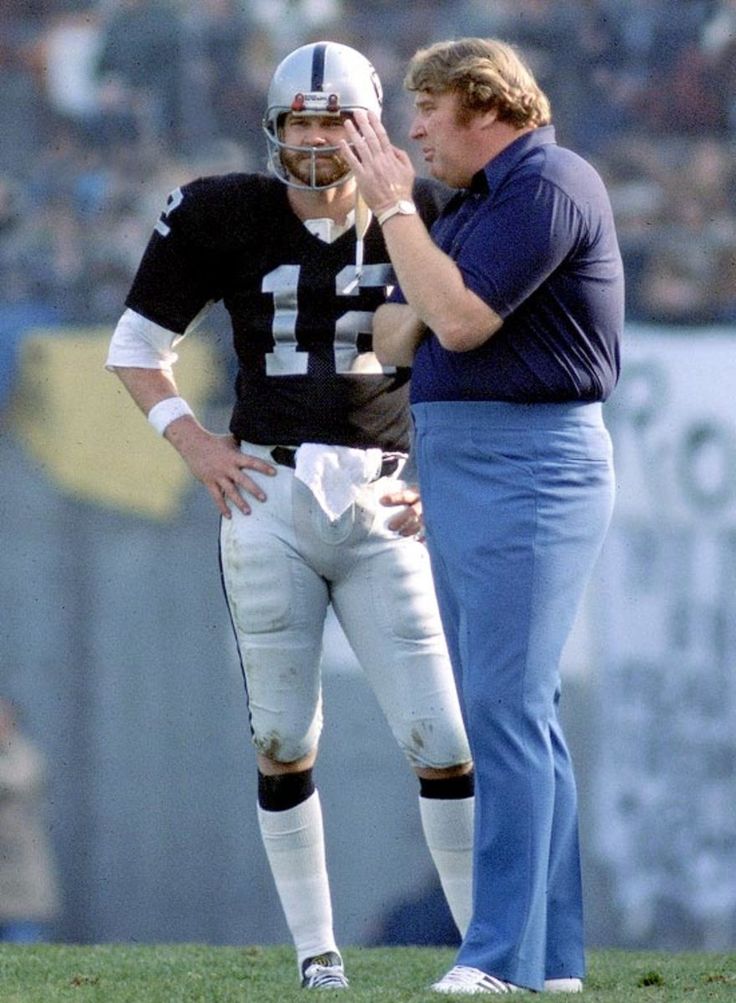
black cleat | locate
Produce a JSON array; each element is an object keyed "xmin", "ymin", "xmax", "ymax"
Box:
[{"xmin": 301, "ymin": 951, "xmax": 349, "ymax": 989}]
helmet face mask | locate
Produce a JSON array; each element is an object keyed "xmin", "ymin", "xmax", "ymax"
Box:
[
  {"xmin": 263, "ymin": 41, "xmax": 383, "ymax": 191},
  {"xmin": 277, "ymin": 114, "xmax": 352, "ymax": 191}
]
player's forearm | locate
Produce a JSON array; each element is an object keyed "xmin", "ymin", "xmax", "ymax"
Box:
[
  {"xmin": 111, "ymin": 366, "xmax": 202, "ymax": 448},
  {"xmin": 112, "ymin": 365, "xmax": 180, "ymax": 416},
  {"xmin": 373, "ymin": 303, "xmax": 426, "ymax": 366}
]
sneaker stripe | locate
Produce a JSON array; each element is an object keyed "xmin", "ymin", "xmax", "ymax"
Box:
[{"xmin": 431, "ymin": 964, "xmax": 518, "ymax": 993}]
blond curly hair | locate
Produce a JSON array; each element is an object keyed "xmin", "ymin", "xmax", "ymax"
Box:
[{"xmin": 404, "ymin": 37, "xmax": 551, "ymax": 128}]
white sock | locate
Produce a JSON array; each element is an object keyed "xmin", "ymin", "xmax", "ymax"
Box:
[
  {"xmin": 419, "ymin": 795, "xmax": 475, "ymax": 937},
  {"xmin": 257, "ymin": 790, "xmax": 338, "ymax": 970}
]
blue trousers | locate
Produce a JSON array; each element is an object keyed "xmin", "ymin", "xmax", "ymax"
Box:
[{"xmin": 412, "ymin": 400, "xmax": 614, "ymax": 991}]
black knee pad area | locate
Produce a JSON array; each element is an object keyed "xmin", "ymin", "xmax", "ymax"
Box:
[
  {"xmin": 258, "ymin": 768, "xmax": 315, "ymax": 811},
  {"xmin": 419, "ymin": 769, "xmax": 475, "ymax": 801}
]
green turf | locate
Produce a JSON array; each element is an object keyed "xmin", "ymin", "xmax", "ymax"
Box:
[{"xmin": 0, "ymin": 944, "xmax": 734, "ymax": 1001}]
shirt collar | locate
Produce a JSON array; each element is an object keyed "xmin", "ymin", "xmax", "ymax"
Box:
[{"xmin": 469, "ymin": 124, "xmax": 557, "ymax": 197}]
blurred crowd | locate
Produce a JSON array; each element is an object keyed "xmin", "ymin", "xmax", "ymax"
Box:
[{"xmin": 1, "ymin": 0, "xmax": 735, "ymax": 338}]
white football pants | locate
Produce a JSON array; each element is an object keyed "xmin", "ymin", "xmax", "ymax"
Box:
[{"xmin": 219, "ymin": 442, "xmax": 471, "ymax": 771}]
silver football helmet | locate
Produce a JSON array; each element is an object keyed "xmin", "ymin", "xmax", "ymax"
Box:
[{"xmin": 263, "ymin": 41, "xmax": 383, "ymax": 190}]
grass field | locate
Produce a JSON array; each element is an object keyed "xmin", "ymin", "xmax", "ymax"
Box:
[{"xmin": 0, "ymin": 944, "xmax": 734, "ymax": 1002}]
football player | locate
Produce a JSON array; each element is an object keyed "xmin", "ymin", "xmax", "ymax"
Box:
[{"xmin": 106, "ymin": 41, "xmax": 474, "ymax": 990}]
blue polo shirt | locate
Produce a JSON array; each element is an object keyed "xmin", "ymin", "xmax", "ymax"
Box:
[{"xmin": 408, "ymin": 126, "xmax": 624, "ymax": 403}]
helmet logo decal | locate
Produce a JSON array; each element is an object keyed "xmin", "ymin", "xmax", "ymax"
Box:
[{"xmin": 288, "ymin": 91, "xmax": 342, "ymax": 113}]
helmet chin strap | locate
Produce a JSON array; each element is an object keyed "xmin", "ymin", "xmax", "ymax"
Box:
[{"xmin": 341, "ymin": 191, "xmax": 372, "ymax": 295}]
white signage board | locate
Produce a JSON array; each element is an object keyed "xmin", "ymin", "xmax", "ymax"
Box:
[{"xmin": 593, "ymin": 326, "xmax": 736, "ymax": 947}]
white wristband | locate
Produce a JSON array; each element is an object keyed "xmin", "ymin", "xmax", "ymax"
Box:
[{"xmin": 147, "ymin": 396, "xmax": 194, "ymax": 435}]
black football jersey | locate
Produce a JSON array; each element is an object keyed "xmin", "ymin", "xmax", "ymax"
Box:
[{"xmin": 126, "ymin": 173, "xmax": 450, "ymax": 451}]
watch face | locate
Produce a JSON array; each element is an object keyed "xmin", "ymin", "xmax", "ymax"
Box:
[{"xmin": 398, "ymin": 200, "xmax": 415, "ymax": 213}]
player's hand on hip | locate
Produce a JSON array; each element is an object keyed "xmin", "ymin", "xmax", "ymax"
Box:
[
  {"xmin": 166, "ymin": 422, "xmax": 276, "ymax": 517},
  {"xmin": 380, "ymin": 486, "xmax": 425, "ymax": 541}
]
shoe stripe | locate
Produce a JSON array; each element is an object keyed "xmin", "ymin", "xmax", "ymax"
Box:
[
  {"xmin": 432, "ymin": 965, "xmax": 516, "ymax": 993},
  {"xmin": 304, "ymin": 970, "xmax": 348, "ymax": 988},
  {"xmin": 479, "ymin": 973, "xmax": 512, "ymax": 992}
]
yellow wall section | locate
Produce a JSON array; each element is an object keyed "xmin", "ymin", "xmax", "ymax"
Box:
[{"xmin": 10, "ymin": 328, "xmax": 220, "ymax": 520}]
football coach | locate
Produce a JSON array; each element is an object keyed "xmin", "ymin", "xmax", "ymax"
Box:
[{"xmin": 342, "ymin": 37, "xmax": 624, "ymax": 995}]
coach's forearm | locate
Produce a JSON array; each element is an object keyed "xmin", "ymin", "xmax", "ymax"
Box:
[{"xmin": 380, "ymin": 214, "xmax": 503, "ymax": 352}]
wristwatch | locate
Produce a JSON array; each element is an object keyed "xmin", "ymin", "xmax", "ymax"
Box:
[{"xmin": 376, "ymin": 199, "xmax": 417, "ymax": 226}]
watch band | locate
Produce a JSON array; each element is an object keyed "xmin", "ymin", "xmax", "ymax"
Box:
[{"xmin": 376, "ymin": 200, "xmax": 417, "ymax": 226}]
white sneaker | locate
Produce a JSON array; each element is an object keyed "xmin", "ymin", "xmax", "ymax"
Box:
[
  {"xmin": 544, "ymin": 978, "xmax": 583, "ymax": 993},
  {"xmin": 431, "ymin": 965, "xmax": 523, "ymax": 994}
]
